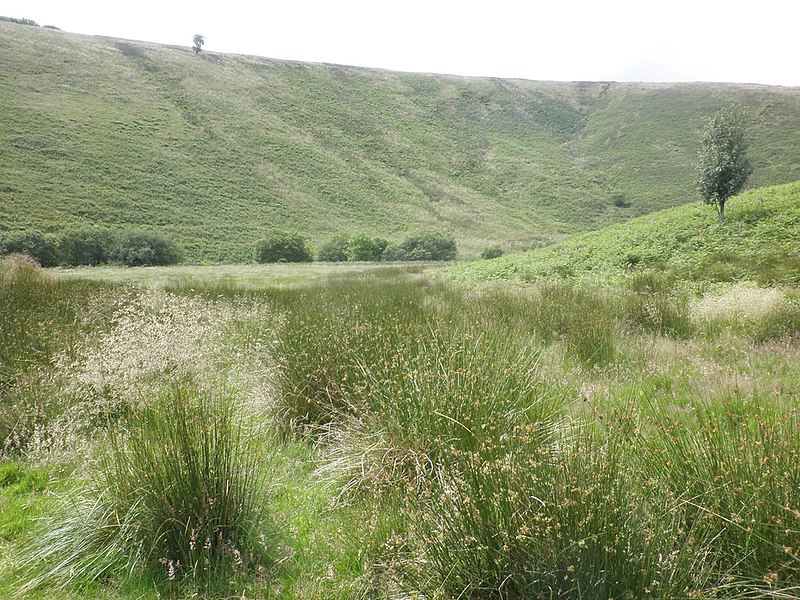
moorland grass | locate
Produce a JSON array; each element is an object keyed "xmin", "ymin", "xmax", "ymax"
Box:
[
  {"xmin": 448, "ymin": 181, "xmax": 800, "ymax": 285},
  {"xmin": 3, "ymin": 23, "xmax": 800, "ymax": 261},
  {"xmin": 2, "ymin": 260, "xmax": 799, "ymax": 598}
]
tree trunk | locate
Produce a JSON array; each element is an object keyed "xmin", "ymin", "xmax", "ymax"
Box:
[{"xmin": 718, "ymin": 200, "xmax": 726, "ymax": 222}]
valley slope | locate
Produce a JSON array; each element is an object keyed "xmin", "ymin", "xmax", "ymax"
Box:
[{"xmin": 1, "ymin": 22, "xmax": 799, "ymax": 261}]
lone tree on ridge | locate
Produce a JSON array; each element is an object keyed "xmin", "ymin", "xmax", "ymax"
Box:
[
  {"xmin": 192, "ymin": 34, "xmax": 205, "ymax": 54},
  {"xmin": 694, "ymin": 107, "xmax": 752, "ymax": 222}
]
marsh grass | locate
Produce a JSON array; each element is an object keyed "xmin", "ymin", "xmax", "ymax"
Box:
[
  {"xmin": 622, "ymin": 271, "xmax": 694, "ymax": 338},
  {"xmin": 263, "ymin": 271, "xmax": 800, "ymax": 597},
  {"xmin": 637, "ymin": 394, "xmax": 800, "ymax": 592},
  {"xmin": 17, "ymin": 387, "xmax": 274, "ymax": 596},
  {"xmin": 318, "ymin": 326, "xmax": 558, "ymax": 499},
  {"xmin": 691, "ymin": 283, "xmax": 800, "ymax": 342},
  {"xmin": 4, "ymin": 264, "xmax": 800, "ymax": 598},
  {"xmin": 271, "ymin": 276, "xmax": 445, "ymax": 432},
  {"xmin": 0, "ymin": 255, "xmax": 100, "ymax": 388},
  {"xmin": 534, "ymin": 281, "xmax": 619, "ymax": 367},
  {"xmin": 0, "ymin": 256, "xmax": 109, "ymax": 457},
  {"xmin": 406, "ymin": 409, "xmax": 719, "ymax": 599}
]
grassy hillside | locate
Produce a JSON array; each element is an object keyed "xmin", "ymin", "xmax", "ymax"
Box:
[
  {"xmin": 2, "ymin": 22, "xmax": 800, "ymax": 261},
  {"xmin": 447, "ymin": 181, "xmax": 800, "ymax": 284}
]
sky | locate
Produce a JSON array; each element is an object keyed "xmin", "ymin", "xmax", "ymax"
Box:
[{"xmin": 4, "ymin": 0, "xmax": 799, "ymax": 87}]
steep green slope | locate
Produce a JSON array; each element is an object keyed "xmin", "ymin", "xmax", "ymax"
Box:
[
  {"xmin": 447, "ymin": 182, "xmax": 800, "ymax": 284},
  {"xmin": 575, "ymin": 83, "xmax": 800, "ymax": 217},
  {"xmin": 1, "ymin": 22, "xmax": 799, "ymax": 262}
]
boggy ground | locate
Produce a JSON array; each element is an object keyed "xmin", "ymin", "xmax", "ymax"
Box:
[{"xmin": 1, "ymin": 256, "xmax": 799, "ymax": 598}]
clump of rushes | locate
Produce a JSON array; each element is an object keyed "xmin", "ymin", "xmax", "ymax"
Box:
[
  {"xmin": 0, "ymin": 254, "xmax": 84, "ymax": 386},
  {"xmin": 535, "ymin": 281, "xmax": 619, "ymax": 367},
  {"xmin": 637, "ymin": 393, "xmax": 800, "ymax": 595},
  {"xmin": 18, "ymin": 387, "xmax": 274, "ymax": 596},
  {"xmin": 621, "ymin": 271, "xmax": 694, "ymax": 338},
  {"xmin": 408, "ymin": 413, "xmax": 714, "ymax": 598},
  {"xmin": 0, "ymin": 254, "xmax": 105, "ymax": 455},
  {"xmin": 319, "ymin": 326, "xmax": 558, "ymax": 498},
  {"xmin": 271, "ymin": 276, "xmax": 441, "ymax": 433}
]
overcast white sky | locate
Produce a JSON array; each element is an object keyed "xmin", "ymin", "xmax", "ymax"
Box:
[{"xmin": 4, "ymin": 0, "xmax": 799, "ymax": 86}]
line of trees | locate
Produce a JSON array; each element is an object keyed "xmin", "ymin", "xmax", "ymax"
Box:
[
  {"xmin": 255, "ymin": 230, "xmax": 458, "ymax": 263},
  {"xmin": 0, "ymin": 228, "xmax": 181, "ymax": 267}
]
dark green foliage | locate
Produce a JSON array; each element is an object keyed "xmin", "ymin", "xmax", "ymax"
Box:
[
  {"xmin": 0, "ymin": 16, "xmax": 38, "ymax": 26},
  {"xmin": 316, "ymin": 234, "xmax": 350, "ymax": 262},
  {"xmin": 1, "ymin": 228, "xmax": 181, "ymax": 268},
  {"xmin": 112, "ymin": 229, "xmax": 181, "ymax": 266},
  {"xmin": 380, "ymin": 243, "xmax": 407, "ymax": 262},
  {"xmin": 347, "ymin": 234, "xmax": 386, "ymax": 261},
  {"xmin": 399, "ymin": 230, "xmax": 457, "ymax": 261},
  {"xmin": 254, "ymin": 231, "xmax": 312, "ymax": 263},
  {"xmin": 58, "ymin": 227, "xmax": 115, "ymax": 266},
  {"xmin": 0, "ymin": 231, "xmax": 59, "ymax": 267},
  {"xmin": 192, "ymin": 34, "xmax": 204, "ymax": 54},
  {"xmin": 346, "ymin": 234, "xmax": 376, "ymax": 261},
  {"xmin": 479, "ymin": 245, "xmax": 504, "ymax": 259},
  {"xmin": 371, "ymin": 237, "xmax": 389, "ymax": 261},
  {"xmin": 695, "ymin": 107, "xmax": 753, "ymax": 221}
]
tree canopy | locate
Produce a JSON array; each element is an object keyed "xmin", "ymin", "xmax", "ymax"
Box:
[
  {"xmin": 695, "ymin": 107, "xmax": 752, "ymax": 221},
  {"xmin": 192, "ymin": 34, "xmax": 205, "ymax": 54}
]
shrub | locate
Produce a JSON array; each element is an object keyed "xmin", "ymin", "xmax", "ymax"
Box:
[
  {"xmin": 372, "ymin": 237, "xmax": 389, "ymax": 260},
  {"xmin": 347, "ymin": 234, "xmax": 388, "ymax": 262},
  {"xmin": 0, "ymin": 16, "xmax": 39, "ymax": 26},
  {"xmin": 0, "ymin": 231, "xmax": 59, "ymax": 267},
  {"xmin": 254, "ymin": 231, "xmax": 312, "ymax": 263},
  {"xmin": 58, "ymin": 227, "xmax": 115, "ymax": 266},
  {"xmin": 380, "ymin": 243, "xmax": 407, "ymax": 262},
  {"xmin": 112, "ymin": 229, "xmax": 181, "ymax": 266},
  {"xmin": 316, "ymin": 234, "xmax": 350, "ymax": 262},
  {"xmin": 399, "ymin": 230, "xmax": 457, "ymax": 261},
  {"xmin": 480, "ymin": 245, "xmax": 504, "ymax": 260}
]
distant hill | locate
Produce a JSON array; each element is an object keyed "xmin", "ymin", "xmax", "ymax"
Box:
[
  {"xmin": 1, "ymin": 22, "xmax": 799, "ymax": 262},
  {"xmin": 446, "ymin": 182, "xmax": 800, "ymax": 285}
]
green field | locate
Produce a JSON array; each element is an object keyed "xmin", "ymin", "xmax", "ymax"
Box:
[
  {"xmin": 2, "ymin": 21, "xmax": 800, "ymax": 261},
  {"xmin": 2, "ymin": 230, "xmax": 799, "ymax": 597}
]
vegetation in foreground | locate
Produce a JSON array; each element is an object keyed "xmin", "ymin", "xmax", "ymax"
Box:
[{"xmin": 2, "ymin": 249, "xmax": 799, "ymax": 598}]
